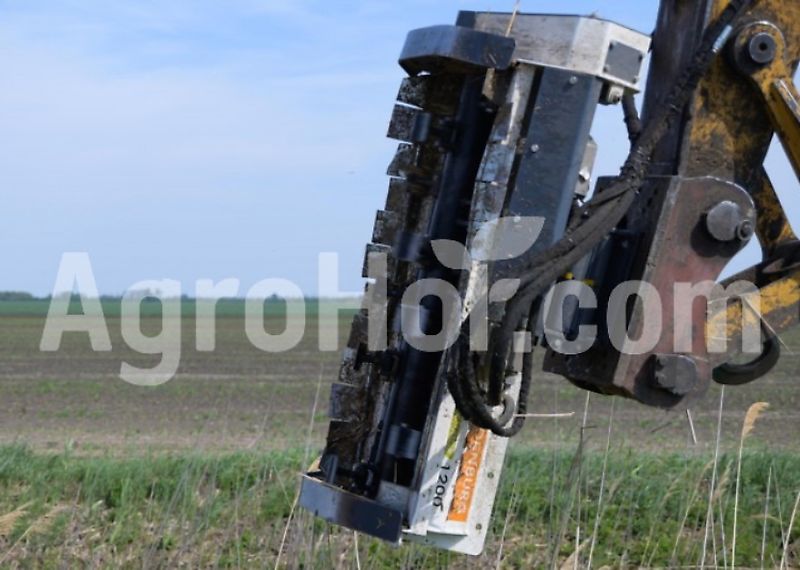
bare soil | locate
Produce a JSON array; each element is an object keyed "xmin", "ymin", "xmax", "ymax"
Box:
[{"xmin": 0, "ymin": 315, "xmax": 798, "ymax": 456}]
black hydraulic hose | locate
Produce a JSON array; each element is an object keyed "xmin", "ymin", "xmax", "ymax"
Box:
[
  {"xmin": 622, "ymin": 93, "xmax": 642, "ymax": 144},
  {"xmin": 448, "ymin": 316, "xmax": 535, "ymax": 438},
  {"xmin": 713, "ymin": 323, "xmax": 781, "ymax": 386}
]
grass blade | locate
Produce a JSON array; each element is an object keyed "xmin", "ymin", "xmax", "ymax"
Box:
[
  {"xmin": 701, "ymin": 386, "xmax": 726, "ymax": 569},
  {"xmin": 780, "ymin": 491, "xmax": 800, "ymax": 570}
]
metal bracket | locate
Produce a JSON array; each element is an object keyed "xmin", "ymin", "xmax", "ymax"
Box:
[
  {"xmin": 399, "ymin": 25, "xmax": 515, "ymax": 75},
  {"xmin": 459, "ymin": 12, "xmax": 651, "ymax": 93}
]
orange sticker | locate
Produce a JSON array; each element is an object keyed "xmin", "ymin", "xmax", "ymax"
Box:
[{"xmin": 447, "ymin": 426, "xmax": 489, "ymax": 523}]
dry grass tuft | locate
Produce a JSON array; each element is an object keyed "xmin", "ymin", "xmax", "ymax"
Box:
[
  {"xmin": 0, "ymin": 502, "xmax": 32, "ymax": 538},
  {"xmin": 741, "ymin": 402, "xmax": 770, "ymax": 442},
  {"xmin": 559, "ymin": 539, "xmax": 588, "ymax": 570},
  {"xmin": 733, "ymin": 402, "xmax": 771, "ymax": 567},
  {"xmin": 28, "ymin": 504, "xmax": 71, "ymax": 536}
]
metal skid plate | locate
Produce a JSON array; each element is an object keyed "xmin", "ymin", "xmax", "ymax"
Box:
[{"xmin": 299, "ymin": 476, "xmax": 404, "ymax": 543}]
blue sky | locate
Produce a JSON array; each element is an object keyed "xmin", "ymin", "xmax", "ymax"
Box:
[{"xmin": 0, "ymin": 1, "xmax": 794, "ymax": 296}]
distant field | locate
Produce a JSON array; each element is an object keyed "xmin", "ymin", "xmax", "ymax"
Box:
[
  {"xmin": 1, "ymin": 303, "xmax": 798, "ymax": 454},
  {"xmin": 0, "ymin": 297, "xmax": 358, "ymax": 318},
  {"xmin": 0, "ymin": 300, "xmax": 798, "ymax": 567}
]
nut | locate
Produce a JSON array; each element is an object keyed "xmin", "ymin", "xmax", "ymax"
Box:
[{"xmin": 748, "ymin": 32, "xmax": 777, "ymax": 65}]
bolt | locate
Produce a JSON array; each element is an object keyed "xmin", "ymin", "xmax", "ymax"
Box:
[
  {"xmin": 748, "ymin": 32, "xmax": 777, "ymax": 65},
  {"xmin": 706, "ymin": 201, "xmax": 744, "ymax": 242},
  {"xmin": 569, "ymin": 76, "xmax": 578, "ymax": 86},
  {"xmin": 737, "ymin": 219, "xmax": 755, "ymax": 241},
  {"xmin": 652, "ymin": 354, "xmax": 698, "ymax": 397},
  {"xmin": 530, "ymin": 144, "xmax": 540, "ymax": 153}
]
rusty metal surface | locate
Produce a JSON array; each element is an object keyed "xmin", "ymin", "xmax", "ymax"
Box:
[
  {"xmin": 546, "ymin": 177, "xmax": 758, "ymax": 407},
  {"xmin": 613, "ymin": 177, "xmax": 755, "ymax": 408}
]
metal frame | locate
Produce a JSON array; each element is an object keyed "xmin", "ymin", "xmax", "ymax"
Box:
[{"xmin": 300, "ymin": 11, "xmax": 650, "ymax": 555}]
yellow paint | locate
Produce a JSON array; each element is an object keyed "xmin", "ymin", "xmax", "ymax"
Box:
[
  {"xmin": 709, "ymin": 272, "xmax": 800, "ymax": 339},
  {"xmin": 754, "ymin": 175, "xmax": 796, "ymax": 248},
  {"xmin": 765, "ymin": 79, "xmax": 800, "ymax": 181},
  {"xmin": 444, "ymin": 414, "xmax": 462, "ymax": 462},
  {"xmin": 692, "ymin": 1, "xmax": 800, "ymax": 353}
]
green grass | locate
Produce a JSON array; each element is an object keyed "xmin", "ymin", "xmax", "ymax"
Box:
[{"xmin": 0, "ymin": 445, "xmax": 797, "ymax": 568}]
